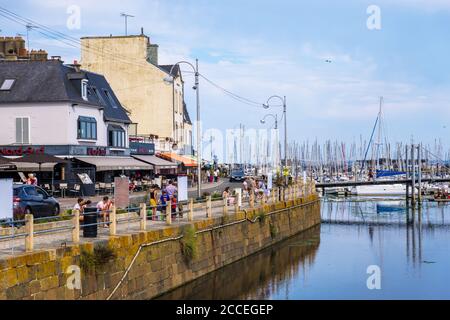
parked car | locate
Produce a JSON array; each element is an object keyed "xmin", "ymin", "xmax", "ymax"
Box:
[
  {"xmin": 13, "ymin": 185, "xmax": 60, "ymax": 220},
  {"xmin": 229, "ymin": 170, "xmax": 246, "ymax": 182}
]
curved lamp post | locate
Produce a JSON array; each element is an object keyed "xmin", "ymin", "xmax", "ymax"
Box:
[
  {"xmin": 164, "ymin": 60, "xmax": 202, "ymax": 199},
  {"xmin": 261, "ymin": 113, "xmax": 280, "ymax": 175},
  {"xmin": 263, "ymin": 95, "xmax": 288, "ymax": 185}
]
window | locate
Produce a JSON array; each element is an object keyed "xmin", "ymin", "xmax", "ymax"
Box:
[
  {"xmin": 92, "ymin": 87, "xmax": 106, "ymax": 106},
  {"xmin": 81, "ymin": 79, "xmax": 89, "ymax": 101},
  {"xmin": 103, "ymin": 90, "xmax": 118, "ymax": 108},
  {"xmin": 78, "ymin": 116, "xmax": 97, "ymax": 140},
  {"xmin": 15, "ymin": 117, "xmax": 30, "ymax": 144},
  {"xmin": 108, "ymin": 125, "xmax": 126, "ymax": 148},
  {"xmin": 0, "ymin": 79, "xmax": 15, "ymax": 91}
]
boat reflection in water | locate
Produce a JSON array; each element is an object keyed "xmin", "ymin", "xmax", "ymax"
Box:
[{"xmin": 156, "ymin": 226, "xmax": 321, "ymax": 300}]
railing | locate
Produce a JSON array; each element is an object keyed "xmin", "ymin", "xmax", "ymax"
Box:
[{"xmin": 0, "ymin": 181, "xmax": 316, "ymax": 254}]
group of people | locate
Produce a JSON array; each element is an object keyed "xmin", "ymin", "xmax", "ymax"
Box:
[
  {"xmin": 206, "ymin": 169, "xmax": 221, "ymax": 183},
  {"xmin": 147, "ymin": 180, "xmax": 183, "ymax": 221},
  {"xmin": 242, "ymin": 177, "xmax": 270, "ymax": 199},
  {"xmin": 73, "ymin": 196, "xmax": 113, "ymax": 227}
]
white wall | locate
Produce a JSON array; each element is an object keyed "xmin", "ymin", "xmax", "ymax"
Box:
[{"xmin": 0, "ymin": 102, "xmax": 107, "ymax": 147}]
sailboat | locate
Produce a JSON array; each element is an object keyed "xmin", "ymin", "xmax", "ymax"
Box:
[{"xmin": 351, "ymin": 97, "xmax": 414, "ymax": 196}]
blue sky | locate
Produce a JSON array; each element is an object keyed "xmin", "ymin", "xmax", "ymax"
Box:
[{"xmin": 1, "ymin": 0, "xmax": 450, "ymax": 151}]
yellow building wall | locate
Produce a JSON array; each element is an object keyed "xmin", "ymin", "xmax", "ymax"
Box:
[{"xmin": 80, "ymin": 35, "xmax": 184, "ymax": 141}]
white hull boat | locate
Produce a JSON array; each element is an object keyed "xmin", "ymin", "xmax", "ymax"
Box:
[{"xmin": 351, "ymin": 184, "xmax": 417, "ymax": 196}]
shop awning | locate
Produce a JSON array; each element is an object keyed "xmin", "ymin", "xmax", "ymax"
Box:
[
  {"xmin": 158, "ymin": 153, "xmax": 198, "ymax": 167},
  {"xmin": 11, "ymin": 162, "xmax": 56, "ymax": 172},
  {"xmin": 74, "ymin": 157, "xmax": 154, "ymax": 172},
  {"xmin": 131, "ymin": 155, "xmax": 178, "ymax": 169}
]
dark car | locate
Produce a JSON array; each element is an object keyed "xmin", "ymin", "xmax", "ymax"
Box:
[
  {"xmin": 229, "ymin": 170, "xmax": 246, "ymax": 182},
  {"xmin": 13, "ymin": 185, "xmax": 60, "ymax": 220}
]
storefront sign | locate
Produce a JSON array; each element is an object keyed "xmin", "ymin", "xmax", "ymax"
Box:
[
  {"xmin": 87, "ymin": 148, "xmax": 107, "ymax": 156},
  {"xmin": 130, "ymin": 142, "xmax": 155, "ymax": 156},
  {"xmin": 0, "ymin": 146, "xmax": 45, "ymax": 156}
]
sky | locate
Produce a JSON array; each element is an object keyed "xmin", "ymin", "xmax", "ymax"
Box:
[{"xmin": 1, "ymin": 0, "xmax": 450, "ymax": 155}]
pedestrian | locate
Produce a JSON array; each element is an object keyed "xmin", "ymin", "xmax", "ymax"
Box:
[
  {"xmin": 214, "ymin": 170, "xmax": 219, "ymax": 183},
  {"xmin": 171, "ymin": 194, "xmax": 178, "ymax": 219},
  {"xmin": 97, "ymin": 196, "xmax": 113, "ymax": 228},
  {"xmin": 207, "ymin": 170, "xmax": 211, "ymax": 183},
  {"xmin": 149, "ymin": 191, "xmax": 157, "ymax": 221},
  {"xmin": 26, "ymin": 173, "xmax": 38, "ymax": 186},
  {"xmin": 159, "ymin": 190, "xmax": 170, "ymax": 220},
  {"xmin": 165, "ymin": 180, "xmax": 177, "ymax": 197}
]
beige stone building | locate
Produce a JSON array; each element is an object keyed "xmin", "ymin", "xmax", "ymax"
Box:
[{"xmin": 80, "ymin": 33, "xmax": 193, "ymax": 155}]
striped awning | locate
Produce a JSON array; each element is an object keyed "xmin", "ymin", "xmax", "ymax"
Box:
[{"xmin": 158, "ymin": 153, "xmax": 198, "ymax": 167}]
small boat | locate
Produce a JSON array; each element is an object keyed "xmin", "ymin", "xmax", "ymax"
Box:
[
  {"xmin": 376, "ymin": 201, "xmax": 406, "ymax": 213},
  {"xmin": 351, "ymin": 184, "xmax": 416, "ymax": 196}
]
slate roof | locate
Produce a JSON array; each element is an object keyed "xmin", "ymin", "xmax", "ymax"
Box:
[
  {"xmin": 0, "ymin": 60, "xmax": 131, "ymax": 124},
  {"xmin": 159, "ymin": 64, "xmax": 181, "ymax": 78},
  {"xmin": 183, "ymin": 102, "xmax": 192, "ymax": 125}
]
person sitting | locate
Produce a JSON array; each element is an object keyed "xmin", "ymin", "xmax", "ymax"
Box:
[{"xmin": 97, "ymin": 196, "xmax": 113, "ymax": 228}]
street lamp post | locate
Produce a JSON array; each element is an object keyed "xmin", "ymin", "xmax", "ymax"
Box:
[
  {"xmin": 264, "ymin": 95, "xmax": 288, "ymax": 185},
  {"xmin": 165, "ymin": 60, "xmax": 202, "ymax": 199},
  {"xmin": 260, "ymin": 113, "xmax": 279, "ymax": 176}
]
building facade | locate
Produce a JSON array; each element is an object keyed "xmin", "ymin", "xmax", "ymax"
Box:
[
  {"xmin": 0, "ymin": 59, "xmax": 154, "ymax": 191},
  {"xmin": 80, "ymin": 33, "xmax": 193, "ymax": 155}
]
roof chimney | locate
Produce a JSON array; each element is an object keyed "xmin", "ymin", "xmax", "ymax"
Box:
[
  {"xmin": 141, "ymin": 27, "xmax": 144, "ymax": 35},
  {"xmin": 72, "ymin": 60, "xmax": 81, "ymax": 72}
]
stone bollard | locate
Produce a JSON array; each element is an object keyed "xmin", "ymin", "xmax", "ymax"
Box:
[
  {"xmin": 188, "ymin": 199, "xmax": 194, "ymax": 221},
  {"xmin": 250, "ymin": 192, "xmax": 255, "ymax": 208},
  {"xmin": 72, "ymin": 210, "xmax": 80, "ymax": 243},
  {"xmin": 25, "ymin": 214, "xmax": 34, "ymax": 252},
  {"xmin": 223, "ymin": 196, "xmax": 228, "ymax": 215},
  {"xmin": 235, "ymin": 190, "xmax": 242, "ymax": 213},
  {"xmin": 110, "ymin": 206, "xmax": 117, "ymax": 236},
  {"xmin": 166, "ymin": 201, "xmax": 172, "ymax": 225},
  {"xmin": 206, "ymin": 196, "xmax": 212, "ymax": 218},
  {"xmin": 140, "ymin": 203, "xmax": 147, "ymax": 231}
]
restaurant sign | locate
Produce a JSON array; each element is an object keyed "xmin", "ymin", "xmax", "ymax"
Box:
[
  {"xmin": 87, "ymin": 148, "xmax": 107, "ymax": 156},
  {"xmin": 130, "ymin": 142, "xmax": 155, "ymax": 155},
  {"xmin": 0, "ymin": 146, "xmax": 45, "ymax": 156}
]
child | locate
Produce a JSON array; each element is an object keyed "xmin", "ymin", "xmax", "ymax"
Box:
[{"xmin": 171, "ymin": 194, "xmax": 178, "ymax": 219}]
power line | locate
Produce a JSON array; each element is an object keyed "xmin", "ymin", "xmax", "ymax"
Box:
[{"xmin": 0, "ymin": 6, "xmax": 273, "ymax": 110}]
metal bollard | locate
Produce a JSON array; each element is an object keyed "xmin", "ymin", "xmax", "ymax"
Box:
[
  {"xmin": 166, "ymin": 202, "xmax": 172, "ymax": 225},
  {"xmin": 73, "ymin": 210, "xmax": 80, "ymax": 243},
  {"xmin": 140, "ymin": 203, "xmax": 147, "ymax": 231},
  {"xmin": 25, "ymin": 214, "xmax": 34, "ymax": 252},
  {"xmin": 110, "ymin": 206, "xmax": 117, "ymax": 236}
]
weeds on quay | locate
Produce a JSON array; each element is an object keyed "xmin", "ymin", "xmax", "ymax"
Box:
[
  {"xmin": 181, "ymin": 225, "xmax": 198, "ymax": 263},
  {"xmin": 80, "ymin": 244, "xmax": 117, "ymax": 274}
]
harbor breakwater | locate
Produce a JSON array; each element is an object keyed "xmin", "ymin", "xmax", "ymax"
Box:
[{"xmin": 0, "ymin": 194, "xmax": 320, "ymax": 300}]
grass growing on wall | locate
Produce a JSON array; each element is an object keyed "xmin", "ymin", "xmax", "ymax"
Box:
[
  {"xmin": 181, "ymin": 225, "xmax": 198, "ymax": 263},
  {"xmin": 80, "ymin": 244, "xmax": 117, "ymax": 274}
]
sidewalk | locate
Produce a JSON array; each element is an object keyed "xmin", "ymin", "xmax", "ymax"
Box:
[{"xmin": 57, "ymin": 180, "xmax": 227, "ymax": 210}]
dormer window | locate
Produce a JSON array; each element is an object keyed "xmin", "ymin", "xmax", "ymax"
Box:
[
  {"xmin": 81, "ymin": 79, "xmax": 89, "ymax": 101},
  {"xmin": 0, "ymin": 79, "xmax": 16, "ymax": 91},
  {"xmin": 103, "ymin": 89, "xmax": 118, "ymax": 109}
]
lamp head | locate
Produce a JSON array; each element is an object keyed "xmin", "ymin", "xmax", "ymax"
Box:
[
  {"xmin": 163, "ymin": 76, "xmax": 174, "ymax": 84},
  {"xmin": 263, "ymin": 104, "xmax": 270, "ymax": 110},
  {"xmin": 260, "ymin": 119, "xmax": 266, "ymax": 124}
]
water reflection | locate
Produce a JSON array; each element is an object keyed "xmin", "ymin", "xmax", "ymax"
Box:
[
  {"xmin": 156, "ymin": 198, "xmax": 450, "ymax": 300},
  {"xmin": 156, "ymin": 226, "xmax": 321, "ymax": 300}
]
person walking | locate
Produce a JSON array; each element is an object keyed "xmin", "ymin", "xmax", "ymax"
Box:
[{"xmin": 214, "ymin": 170, "xmax": 219, "ymax": 183}]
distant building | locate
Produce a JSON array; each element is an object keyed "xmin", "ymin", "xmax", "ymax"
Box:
[
  {"xmin": 80, "ymin": 33, "xmax": 193, "ymax": 155},
  {"xmin": 0, "ymin": 36, "xmax": 48, "ymax": 61}
]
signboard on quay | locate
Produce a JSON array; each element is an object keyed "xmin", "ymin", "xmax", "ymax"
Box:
[{"xmin": 0, "ymin": 179, "xmax": 13, "ymax": 220}]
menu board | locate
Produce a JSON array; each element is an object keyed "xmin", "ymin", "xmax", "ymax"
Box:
[{"xmin": 0, "ymin": 179, "xmax": 13, "ymax": 219}]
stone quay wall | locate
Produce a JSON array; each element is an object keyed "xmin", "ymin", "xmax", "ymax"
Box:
[{"xmin": 0, "ymin": 195, "xmax": 321, "ymax": 300}]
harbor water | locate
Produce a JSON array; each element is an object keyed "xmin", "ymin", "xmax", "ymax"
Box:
[{"xmin": 157, "ymin": 197, "xmax": 450, "ymax": 300}]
